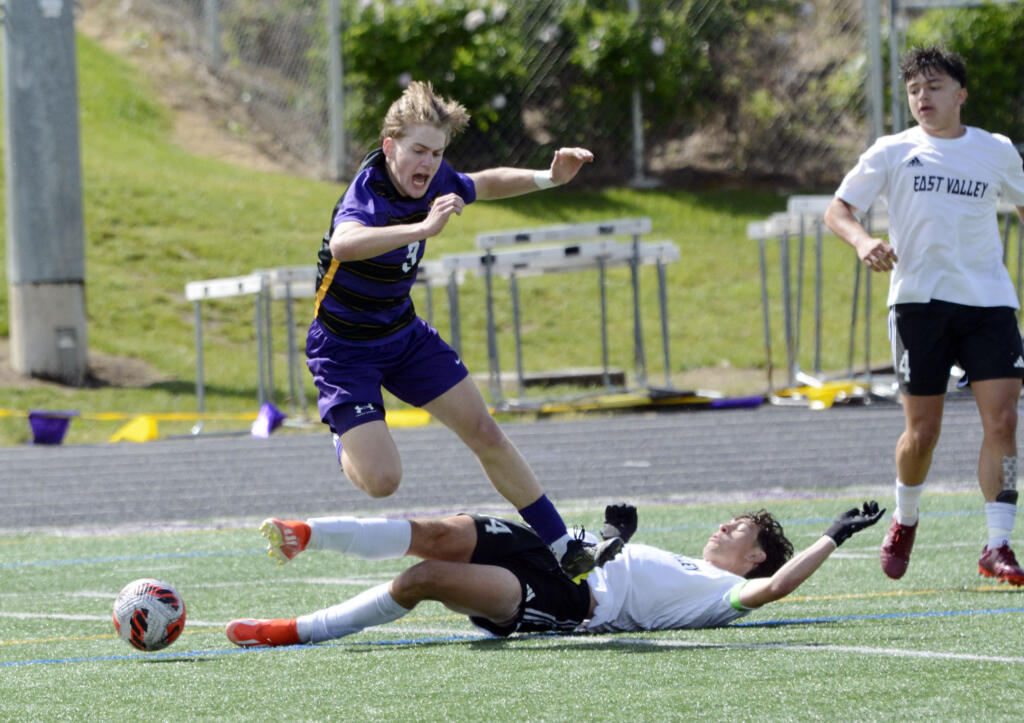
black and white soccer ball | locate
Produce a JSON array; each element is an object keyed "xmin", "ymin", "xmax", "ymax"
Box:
[{"xmin": 112, "ymin": 578, "xmax": 187, "ymax": 652}]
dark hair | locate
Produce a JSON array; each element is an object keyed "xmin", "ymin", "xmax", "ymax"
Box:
[
  {"xmin": 900, "ymin": 45, "xmax": 967, "ymax": 88},
  {"xmin": 741, "ymin": 509, "xmax": 793, "ymax": 579}
]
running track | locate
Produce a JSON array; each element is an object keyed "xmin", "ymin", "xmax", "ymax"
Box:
[{"xmin": 0, "ymin": 392, "xmax": 991, "ymax": 532}]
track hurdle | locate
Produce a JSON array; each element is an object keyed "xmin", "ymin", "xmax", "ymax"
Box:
[
  {"xmin": 185, "ymin": 262, "xmax": 457, "ymax": 432},
  {"xmin": 750, "ymin": 195, "xmax": 1022, "ymax": 399},
  {"xmin": 442, "ymin": 218, "xmax": 679, "ymax": 407}
]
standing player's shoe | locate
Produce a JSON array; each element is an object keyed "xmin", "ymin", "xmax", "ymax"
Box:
[
  {"xmin": 225, "ymin": 618, "xmax": 301, "ymax": 647},
  {"xmin": 260, "ymin": 518, "xmax": 311, "ymax": 565},
  {"xmin": 558, "ymin": 535, "xmax": 624, "ymax": 584},
  {"xmin": 978, "ymin": 543, "xmax": 1024, "ymax": 586},
  {"xmin": 880, "ymin": 518, "xmax": 917, "ymax": 579}
]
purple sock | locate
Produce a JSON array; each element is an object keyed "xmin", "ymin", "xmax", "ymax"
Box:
[{"xmin": 518, "ymin": 495, "xmax": 568, "ymax": 545}]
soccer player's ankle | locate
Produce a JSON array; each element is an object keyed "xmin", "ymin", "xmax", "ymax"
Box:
[
  {"xmin": 294, "ymin": 616, "xmax": 313, "ymax": 643},
  {"xmin": 517, "ymin": 494, "xmax": 567, "ymax": 546},
  {"xmin": 548, "ymin": 532, "xmax": 573, "ymax": 559},
  {"xmin": 894, "ymin": 509, "xmax": 918, "ymax": 526}
]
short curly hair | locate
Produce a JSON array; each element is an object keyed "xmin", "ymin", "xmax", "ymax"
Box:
[
  {"xmin": 900, "ymin": 45, "xmax": 967, "ymax": 88},
  {"xmin": 379, "ymin": 80, "xmax": 470, "ymax": 145},
  {"xmin": 740, "ymin": 509, "xmax": 793, "ymax": 579}
]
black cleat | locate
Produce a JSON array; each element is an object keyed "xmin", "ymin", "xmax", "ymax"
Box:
[{"xmin": 558, "ymin": 535, "xmax": 624, "ymax": 583}]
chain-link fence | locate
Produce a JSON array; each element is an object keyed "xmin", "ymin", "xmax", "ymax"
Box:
[{"xmin": 90, "ymin": 0, "xmax": 879, "ymax": 187}]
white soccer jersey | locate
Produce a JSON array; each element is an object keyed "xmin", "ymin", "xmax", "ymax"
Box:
[
  {"xmin": 835, "ymin": 125, "xmax": 1024, "ymax": 308},
  {"xmin": 584, "ymin": 544, "xmax": 749, "ymax": 632}
]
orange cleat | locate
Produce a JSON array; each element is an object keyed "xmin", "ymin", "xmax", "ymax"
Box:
[
  {"xmin": 260, "ymin": 518, "xmax": 310, "ymax": 565},
  {"xmin": 225, "ymin": 618, "xmax": 301, "ymax": 647},
  {"xmin": 978, "ymin": 543, "xmax": 1024, "ymax": 586}
]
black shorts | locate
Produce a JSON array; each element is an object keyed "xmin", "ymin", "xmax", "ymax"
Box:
[
  {"xmin": 464, "ymin": 514, "xmax": 591, "ymax": 637},
  {"xmin": 889, "ymin": 300, "xmax": 1024, "ymax": 395}
]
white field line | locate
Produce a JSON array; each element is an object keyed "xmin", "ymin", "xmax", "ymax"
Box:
[
  {"xmin": 564, "ymin": 636, "xmax": 1024, "ymax": 664},
  {"xmin": 0, "ymin": 611, "xmax": 223, "ymax": 627}
]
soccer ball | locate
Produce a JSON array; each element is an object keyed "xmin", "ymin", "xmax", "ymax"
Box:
[{"xmin": 112, "ymin": 578, "xmax": 187, "ymax": 652}]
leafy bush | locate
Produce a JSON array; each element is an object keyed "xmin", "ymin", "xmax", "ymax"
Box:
[{"xmin": 904, "ymin": 5, "xmax": 1024, "ymax": 143}]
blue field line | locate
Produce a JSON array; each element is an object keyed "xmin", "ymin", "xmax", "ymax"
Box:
[
  {"xmin": 0, "ymin": 549, "xmax": 264, "ymax": 569},
  {"xmin": 4, "ymin": 608, "xmax": 1022, "ymax": 668}
]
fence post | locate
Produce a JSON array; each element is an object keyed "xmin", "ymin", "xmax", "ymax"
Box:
[
  {"xmin": 327, "ymin": 0, "xmax": 346, "ymax": 181},
  {"xmin": 203, "ymin": 0, "xmax": 222, "ymax": 71}
]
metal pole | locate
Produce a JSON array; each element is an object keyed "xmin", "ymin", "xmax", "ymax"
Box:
[
  {"xmin": 447, "ymin": 272, "xmax": 462, "ymax": 357},
  {"xmin": 264, "ymin": 284, "xmax": 274, "ymax": 403},
  {"xmin": 630, "ymin": 235, "xmax": 647, "ymax": 386},
  {"xmin": 780, "ymin": 232, "xmax": 796, "ymax": 388},
  {"xmin": 598, "ymin": 257, "xmax": 612, "ymax": 388},
  {"xmin": 657, "ymin": 261, "xmax": 672, "ymax": 388},
  {"xmin": 814, "ymin": 220, "xmax": 824, "ymax": 375},
  {"xmin": 484, "ymin": 255, "xmax": 503, "ymax": 404},
  {"xmin": 285, "ymin": 283, "xmax": 298, "ymax": 415},
  {"xmin": 888, "ymin": 0, "xmax": 903, "ymax": 132},
  {"xmin": 203, "ymin": 0, "xmax": 222, "ymax": 72},
  {"xmin": 510, "ymin": 275, "xmax": 525, "ymax": 397},
  {"xmin": 192, "ymin": 301, "xmax": 205, "ymax": 435},
  {"xmin": 255, "ymin": 293, "xmax": 266, "ymax": 406},
  {"xmin": 758, "ymin": 240, "xmax": 774, "ymax": 392},
  {"xmin": 626, "ymin": 0, "xmax": 648, "ymax": 187},
  {"xmin": 866, "ymin": 0, "xmax": 886, "ymax": 142},
  {"xmin": 848, "ymin": 259, "xmax": 861, "ymax": 377},
  {"xmin": 327, "ymin": 0, "xmax": 346, "ymax": 181}
]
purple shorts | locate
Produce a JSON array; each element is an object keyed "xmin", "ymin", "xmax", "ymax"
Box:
[{"xmin": 306, "ymin": 318, "xmax": 469, "ymax": 434}]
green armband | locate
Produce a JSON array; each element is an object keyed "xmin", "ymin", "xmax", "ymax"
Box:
[{"xmin": 729, "ymin": 581, "xmax": 750, "ymax": 611}]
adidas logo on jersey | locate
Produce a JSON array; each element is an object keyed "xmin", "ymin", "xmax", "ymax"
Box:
[
  {"xmin": 524, "ymin": 584, "xmax": 536, "ymax": 603},
  {"xmin": 1014, "ymin": 356, "xmax": 1024, "ymax": 369},
  {"xmin": 907, "ymin": 156, "xmax": 924, "ymax": 167}
]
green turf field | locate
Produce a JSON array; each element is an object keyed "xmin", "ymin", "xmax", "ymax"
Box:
[{"xmin": 3, "ymin": 491, "xmax": 1022, "ymax": 720}]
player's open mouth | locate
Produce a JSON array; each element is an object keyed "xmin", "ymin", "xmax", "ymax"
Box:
[{"xmin": 411, "ymin": 173, "xmax": 430, "ymax": 187}]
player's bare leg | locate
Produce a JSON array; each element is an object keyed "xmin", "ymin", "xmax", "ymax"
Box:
[
  {"xmin": 424, "ymin": 377, "xmax": 619, "ymax": 580},
  {"xmin": 895, "ymin": 393, "xmax": 944, "ymax": 487},
  {"xmin": 971, "ymin": 378, "xmax": 1020, "ymax": 502},
  {"xmin": 406, "ymin": 515, "xmax": 477, "ymax": 562},
  {"xmin": 881, "ymin": 393, "xmax": 944, "ymax": 579},
  {"xmin": 423, "ymin": 376, "xmax": 543, "ymax": 509},
  {"xmin": 972, "ymin": 378, "xmax": 1024, "ymax": 585},
  {"xmin": 337, "ymin": 420, "xmax": 403, "ymax": 498},
  {"xmin": 390, "ymin": 560, "xmax": 522, "ymax": 624}
]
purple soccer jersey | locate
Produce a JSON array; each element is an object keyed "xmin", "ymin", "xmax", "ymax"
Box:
[
  {"xmin": 313, "ymin": 149, "xmax": 476, "ymax": 344},
  {"xmin": 306, "ymin": 149, "xmax": 475, "ymax": 433}
]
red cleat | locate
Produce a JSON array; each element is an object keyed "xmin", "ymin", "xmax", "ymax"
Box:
[
  {"xmin": 978, "ymin": 543, "xmax": 1024, "ymax": 586},
  {"xmin": 880, "ymin": 518, "xmax": 917, "ymax": 580},
  {"xmin": 259, "ymin": 518, "xmax": 310, "ymax": 565},
  {"xmin": 225, "ymin": 618, "xmax": 301, "ymax": 647}
]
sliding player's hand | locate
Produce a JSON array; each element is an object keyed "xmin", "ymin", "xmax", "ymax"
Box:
[
  {"xmin": 824, "ymin": 500, "xmax": 884, "ymax": 546},
  {"xmin": 602, "ymin": 503, "xmax": 637, "ymax": 544}
]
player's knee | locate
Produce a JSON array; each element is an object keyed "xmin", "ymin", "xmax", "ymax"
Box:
[
  {"xmin": 345, "ymin": 465, "xmax": 402, "ymax": 498},
  {"xmin": 463, "ymin": 414, "xmax": 510, "ymax": 455},
  {"xmin": 392, "ymin": 561, "xmax": 443, "ymax": 600},
  {"xmin": 905, "ymin": 422, "xmax": 941, "ymax": 454},
  {"xmin": 409, "ymin": 517, "xmax": 475, "ymax": 561}
]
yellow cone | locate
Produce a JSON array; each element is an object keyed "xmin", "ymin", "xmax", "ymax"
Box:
[{"xmin": 110, "ymin": 415, "xmax": 160, "ymax": 443}]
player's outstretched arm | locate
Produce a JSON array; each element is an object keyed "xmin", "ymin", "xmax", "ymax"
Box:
[
  {"xmin": 468, "ymin": 147, "xmax": 594, "ymax": 200},
  {"xmin": 737, "ymin": 501, "xmax": 884, "ymax": 609}
]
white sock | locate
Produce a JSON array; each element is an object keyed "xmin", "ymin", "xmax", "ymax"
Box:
[
  {"xmin": 307, "ymin": 517, "xmax": 412, "ymax": 559},
  {"xmin": 296, "ymin": 583, "xmax": 410, "ymax": 643},
  {"xmin": 894, "ymin": 480, "xmax": 923, "ymax": 526},
  {"xmin": 985, "ymin": 501, "xmax": 1016, "ymax": 550}
]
